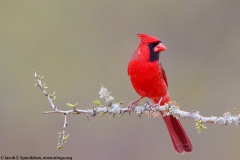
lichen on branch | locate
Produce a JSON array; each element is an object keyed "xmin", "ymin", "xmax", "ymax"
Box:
[{"xmin": 33, "ymin": 70, "xmax": 240, "ymax": 149}]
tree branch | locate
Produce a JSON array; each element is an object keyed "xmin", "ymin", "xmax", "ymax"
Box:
[{"xmin": 33, "ymin": 70, "xmax": 240, "ymax": 149}]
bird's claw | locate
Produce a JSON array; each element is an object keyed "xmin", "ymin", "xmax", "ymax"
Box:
[
  {"xmin": 128, "ymin": 101, "xmax": 138, "ymax": 114},
  {"xmin": 127, "ymin": 97, "xmax": 144, "ymax": 114}
]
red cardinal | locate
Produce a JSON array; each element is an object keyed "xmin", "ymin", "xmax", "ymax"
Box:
[{"xmin": 128, "ymin": 33, "xmax": 192, "ymax": 153}]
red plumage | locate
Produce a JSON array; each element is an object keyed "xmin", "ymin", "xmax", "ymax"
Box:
[{"xmin": 128, "ymin": 33, "xmax": 193, "ymax": 153}]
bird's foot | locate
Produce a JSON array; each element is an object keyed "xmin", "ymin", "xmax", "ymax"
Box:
[
  {"xmin": 149, "ymin": 97, "xmax": 163, "ymax": 109},
  {"xmin": 156, "ymin": 97, "xmax": 163, "ymax": 106},
  {"xmin": 127, "ymin": 97, "xmax": 144, "ymax": 114}
]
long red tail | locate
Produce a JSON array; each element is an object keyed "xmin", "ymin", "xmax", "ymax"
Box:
[
  {"xmin": 154, "ymin": 96, "xmax": 193, "ymax": 153},
  {"xmin": 162, "ymin": 115, "xmax": 193, "ymax": 153}
]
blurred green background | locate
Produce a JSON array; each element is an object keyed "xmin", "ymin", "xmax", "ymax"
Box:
[{"xmin": 1, "ymin": 0, "xmax": 240, "ymax": 159}]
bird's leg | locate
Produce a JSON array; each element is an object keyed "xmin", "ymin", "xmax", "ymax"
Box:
[
  {"xmin": 148, "ymin": 97, "xmax": 163, "ymax": 118},
  {"xmin": 150, "ymin": 97, "xmax": 163, "ymax": 109},
  {"xmin": 128, "ymin": 96, "xmax": 144, "ymax": 114},
  {"xmin": 157, "ymin": 97, "xmax": 163, "ymax": 106}
]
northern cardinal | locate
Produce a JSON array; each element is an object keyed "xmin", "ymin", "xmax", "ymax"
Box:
[{"xmin": 128, "ymin": 33, "xmax": 193, "ymax": 153}]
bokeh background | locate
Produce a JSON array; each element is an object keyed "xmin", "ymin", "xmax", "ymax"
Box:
[{"xmin": 1, "ymin": 0, "xmax": 240, "ymax": 159}]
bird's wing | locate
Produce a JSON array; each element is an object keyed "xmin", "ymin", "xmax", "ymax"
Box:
[{"xmin": 160, "ymin": 63, "xmax": 168, "ymax": 87}]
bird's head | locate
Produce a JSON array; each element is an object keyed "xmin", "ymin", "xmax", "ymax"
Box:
[{"xmin": 136, "ymin": 33, "xmax": 167, "ymax": 62}]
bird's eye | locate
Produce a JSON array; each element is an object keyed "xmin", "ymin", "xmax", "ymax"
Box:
[{"xmin": 148, "ymin": 43, "xmax": 153, "ymax": 47}]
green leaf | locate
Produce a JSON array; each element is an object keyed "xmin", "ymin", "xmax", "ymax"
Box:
[
  {"xmin": 49, "ymin": 92, "xmax": 56, "ymax": 99},
  {"xmin": 118, "ymin": 101, "xmax": 124, "ymax": 105},
  {"xmin": 67, "ymin": 103, "xmax": 74, "ymax": 108},
  {"xmin": 93, "ymin": 99, "xmax": 101, "ymax": 106},
  {"xmin": 100, "ymin": 112, "xmax": 105, "ymax": 117},
  {"xmin": 37, "ymin": 75, "xmax": 44, "ymax": 80},
  {"xmin": 63, "ymin": 134, "xmax": 70, "ymax": 142},
  {"xmin": 198, "ymin": 129, "xmax": 201, "ymax": 134},
  {"xmin": 57, "ymin": 145, "xmax": 63, "ymax": 150},
  {"xmin": 196, "ymin": 120, "xmax": 207, "ymax": 134},
  {"xmin": 67, "ymin": 103, "xmax": 78, "ymax": 108}
]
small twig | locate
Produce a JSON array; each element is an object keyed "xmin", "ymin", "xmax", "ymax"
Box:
[{"xmin": 34, "ymin": 70, "xmax": 57, "ymax": 111}]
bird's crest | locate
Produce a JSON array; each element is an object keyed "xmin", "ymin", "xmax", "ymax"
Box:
[{"xmin": 137, "ymin": 33, "xmax": 160, "ymax": 44}]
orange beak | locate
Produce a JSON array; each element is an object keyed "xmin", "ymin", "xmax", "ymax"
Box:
[{"xmin": 154, "ymin": 43, "xmax": 167, "ymax": 52}]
